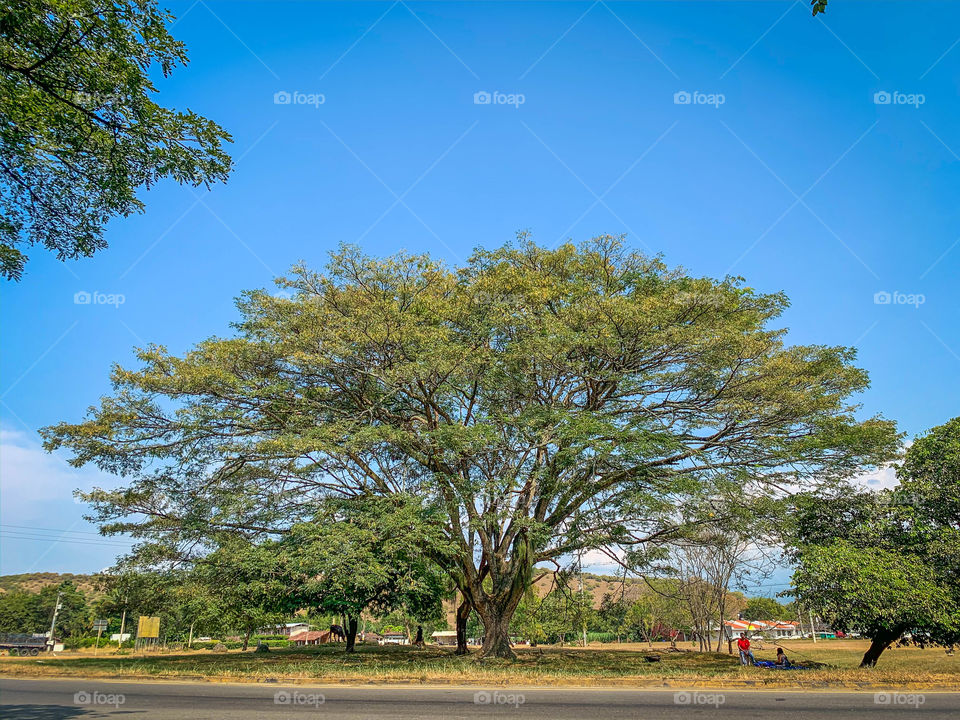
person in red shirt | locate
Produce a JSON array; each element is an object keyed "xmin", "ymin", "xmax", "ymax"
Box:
[{"xmin": 737, "ymin": 633, "xmax": 756, "ymax": 665}]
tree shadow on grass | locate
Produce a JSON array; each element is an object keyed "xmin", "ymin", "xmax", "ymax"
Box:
[{"xmin": 0, "ymin": 706, "xmax": 141, "ymax": 720}]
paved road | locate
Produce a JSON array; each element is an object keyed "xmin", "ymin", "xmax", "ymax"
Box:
[{"xmin": 1, "ymin": 677, "xmax": 957, "ymax": 719}]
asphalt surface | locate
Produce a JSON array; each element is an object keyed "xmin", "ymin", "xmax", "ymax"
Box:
[{"xmin": 1, "ymin": 677, "xmax": 958, "ymax": 719}]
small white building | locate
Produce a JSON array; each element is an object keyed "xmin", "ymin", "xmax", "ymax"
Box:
[
  {"xmin": 260, "ymin": 622, "xmax": 311, "ymax": 637},
  {"xmin": 432, "ymin": 630, "xmax": 458, "ymax": 646},
  {"xmin": 721, "ymin": 619, "xmax": 801, "ymax": 640},
  {"xmin": 379, "ymin": 632, "xmax": 409, "ymax": 646}
]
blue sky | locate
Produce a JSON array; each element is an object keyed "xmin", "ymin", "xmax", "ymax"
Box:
[{"xmin": 2, "ymin": 1, "xmax": 958, "ymax": 595}]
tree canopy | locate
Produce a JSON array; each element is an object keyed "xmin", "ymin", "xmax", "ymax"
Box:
[
  {"xmin": 0, "ymin": 0, "xmax": 231, "ymax": 280},
  {"xmin": 789, "ymin": 416, "xmax": 960, "ymax": 666},
  {"xmin": 44, "ymin": 237, "xmax": 899, "ymax": 657},
  {"xmin": 742, "ymin": 596, "xmax": 789, "ymax": 621}
]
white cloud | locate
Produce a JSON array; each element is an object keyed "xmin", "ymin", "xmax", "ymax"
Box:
[
  {"xmin": 0, "ymin": 425, "xmax": 130, "ymax": 574},
  {"xmin": 852, "ymin": 462, "xmax": 899, "ymax": 491}
]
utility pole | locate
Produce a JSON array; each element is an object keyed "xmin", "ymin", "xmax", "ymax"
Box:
[
  {"xmin": 47, "ymin": 591, "xmax": 63, "ymax": 649},
  {"xmin": 578, "ymin": 550, "xmax": 587, "ymax": 648},
  {"xmin": 118, "ymin": 606, "xmax": 127, "ymax": 649}
]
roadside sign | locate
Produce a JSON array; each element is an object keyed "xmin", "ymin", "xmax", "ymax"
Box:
[
  {"xmin": 137, "ymin": 616, "xmax": 160, "ymax": 639},
  {"xmin": 93, "ymin": 619, "xmax": 109, "ymax": 655}
]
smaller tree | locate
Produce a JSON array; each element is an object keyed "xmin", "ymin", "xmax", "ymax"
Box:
[
  {"xmin": 598, "ymin": 592, "xmax": 629, "ymax": 643},
  {"xmin": 789, "ymin": 416, "xmax": 960, "ymax": 667},
  {"xmin": 195, "ymin": 541, "xmax": 286, "ymax": 651},
  {"xmin": 0, "ymin": 590, "xmax": 46, "ymax": 634},
  {"xmin": 38, "ymin": 582, "xmax": 90, "ymax": 638},
  {"xmin": 793, "ymin": 540, "xmax": 952, "ymax": 666},
  {"xmin": 281, "ymin": 495, "xmax": 451, "ymax": 652},
  {"xmin": 743, "ymin": 597, "xmax": 787, "ymax": 621}
]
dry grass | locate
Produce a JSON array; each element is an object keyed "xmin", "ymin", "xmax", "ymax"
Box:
[{"xmin": 1, "ymin": 639, "xmax": 957, "ymax": 689}]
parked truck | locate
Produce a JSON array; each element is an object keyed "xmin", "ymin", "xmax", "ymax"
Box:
[{"xmin": 0, "ymin": 633, "xmax": 51, "ymax": 656}]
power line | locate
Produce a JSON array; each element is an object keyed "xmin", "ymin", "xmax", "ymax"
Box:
[
  {"xmin": 0, "ymin": 523, "xmax": 114, "ymax": 537},
  {"xmin": 0, "ymin": 531, "xmax": 133, "ymax": 548}
]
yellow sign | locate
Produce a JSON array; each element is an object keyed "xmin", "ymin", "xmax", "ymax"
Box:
[{"xmin": 137, "ymin": 616, "xmax": 160, "ymax": 638}]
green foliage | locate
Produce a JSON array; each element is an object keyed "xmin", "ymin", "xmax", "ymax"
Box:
[
  {"xmin": 743, "ymin": 597, "xmax": 788, "ymax": 621},
  {"xmin": 0, "ymin": 590, "xmax": 47, "ymax": 634},
  {"xmin": 794, "ymin": 540, "xmax": 952, "ymax": 637},
  {"xmin": 0, "ymin": 581, "xmax": 91, "ymax": 637},
  {"xmin": 43, "ymin": 237, "xmax": 899, "ymax": 652},
  {"xmin": 789, "ymin": 416, "xmax": 960, "ymax": 665},
  {"xmin": 97, "ymin": 570, "xmax": 225, "ymax": 643},
  {"xmin": 280, "ymin": 495, "xmax": 452, "ymax": 626},
  {"xmin": 0, "ymin": 0, "xmax": 231, "ymax": 280}
]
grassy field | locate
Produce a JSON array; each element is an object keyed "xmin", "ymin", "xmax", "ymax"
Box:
[{"xmin": 1, "ymin": 639, "xmax": 957, "ymax": 689}]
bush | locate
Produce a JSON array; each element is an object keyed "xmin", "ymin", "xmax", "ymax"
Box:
[
  {"xmin": 190, "ymin": 639, "xmax": 289, "ymax": 650},
  {"xmin": 586, "ymin": 632, "xmax": 617, "ymax": 644}
]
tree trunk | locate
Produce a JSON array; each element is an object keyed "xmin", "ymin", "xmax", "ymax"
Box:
[
  {"xmin": 455, "ymin": 598, "xmax": 471, "ymax": 655},
  {"xmin": 860, "ymin": 629, "xmax": 902, "ymax": 667},
  {"xmin": 463, "ymin": 535, "xmax": 529, "ymax": 660},
  {"xmin": 479, "ymin": 609, "xmax": 515, "ymax": 659},
  {"xmin": 242, "ymin": 627, "xmax": 251, "ymax": 652},
  {"xmin": 345, "ymin": 616, "xmax": 359, "ymax": 653}
]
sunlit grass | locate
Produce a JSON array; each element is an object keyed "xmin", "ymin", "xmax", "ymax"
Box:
[{"xmin": 1, "ymin": 639, "xmax": 957, "ymax": 688}]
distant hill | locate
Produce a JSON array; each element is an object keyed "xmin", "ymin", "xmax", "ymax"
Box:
[
  {"xmin": 0, "ymin": 572, "xmax": 99, "ymax": 596},
  {"xmin": 442, "ymin": 569, "xmax": 646, "ymax": 626}
]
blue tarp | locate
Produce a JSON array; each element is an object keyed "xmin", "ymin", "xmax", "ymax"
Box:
[{"xmin": 753, "ymin": 660, "xmax": 808, "ymax": 670}]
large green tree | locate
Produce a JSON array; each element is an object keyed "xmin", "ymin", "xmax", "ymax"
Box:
[
  {"xmin": 44, "ymin": 237, "xmax": 898, "ymax": 657},
  {"xmin": 789, "ymin": 417, "xmax": 960, "ymax": 667},
  {"xmin": 0, "ymin": 0, "xmax": 231, "ymax": 280}
]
